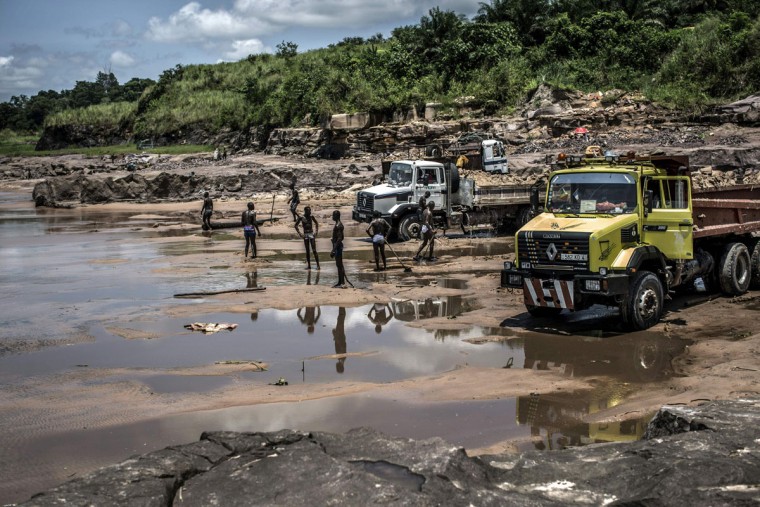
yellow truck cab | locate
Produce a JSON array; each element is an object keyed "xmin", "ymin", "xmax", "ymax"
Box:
[{"xmin": 501, "ymin": 149, "xmax": 760, "ymax": 330}]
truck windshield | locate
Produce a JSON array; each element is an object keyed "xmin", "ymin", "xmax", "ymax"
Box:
[
  {"xmin": 388, "ymin": 163, "xmax": 413, "ymax": 186},
  {"xmin": 548, "ymin": 172, "xmax": 638, "ymax": 214}
]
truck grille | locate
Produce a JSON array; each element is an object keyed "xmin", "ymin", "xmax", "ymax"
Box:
[
  {"xmin": 518, "ymin": 231, "xmax": 591, "ymax": 271},
  {"xmin": 356, "ymin": 192, "xmax": 374, "ymax": 213}
]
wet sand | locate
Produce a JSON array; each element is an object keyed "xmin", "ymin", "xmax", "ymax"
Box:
[{"xmin": 1, "ymin": 189, "xmax": 759, "ymax": 503}]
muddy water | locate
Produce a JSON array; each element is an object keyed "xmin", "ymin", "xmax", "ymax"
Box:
[{"xmin": 0, "ymin": 193, "xmax": 685, "ymax": 502}]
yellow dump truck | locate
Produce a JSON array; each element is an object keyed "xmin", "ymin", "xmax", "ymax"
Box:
[{"xmin": 501, "ymin": 149, "xmax": 760, "ymax": 330}]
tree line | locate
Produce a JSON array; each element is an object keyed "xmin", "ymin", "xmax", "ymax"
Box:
[
  {"xmin": 0, "ymin": 72, "xmax": 154, "ymax": 133},
  {"xmin": 2, "ymin": 0, "xmax": 759, "ymax": 140}
]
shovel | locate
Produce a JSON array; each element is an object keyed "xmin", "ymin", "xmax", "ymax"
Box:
[{"xmin": 385, "ymin": 241, "xmax": 413, "ymax": 272}]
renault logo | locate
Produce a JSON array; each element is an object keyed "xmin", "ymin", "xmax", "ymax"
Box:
[{"xmin": 546, "ymin": 243, "xmax": 558, "ymax": 261}]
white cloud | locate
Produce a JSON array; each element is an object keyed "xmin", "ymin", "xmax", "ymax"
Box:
[
  {"xmin": 234, "ymin": 0, "xmax": 422, "ymax": 28},
  {"xmin": 146, "ymin": 2, "xmax": 268, "ymax": 43},
  {"xmin": 0, "ymin": 57, "xmax": 45, "ymax": 96},
  {"xmin": 112, "ymin": 20, "xmax": 134, "ymax": 38},
  {"xmin": 224, "ymin": 39, "xmax": 266, "ymax": 60},
  {"xmin": 110, "ymin": 50, "xmax": 136, "ymax": 67},
  {"xmin": 147, "ymin": 0, "xmax": 480, "ymax": 45}
]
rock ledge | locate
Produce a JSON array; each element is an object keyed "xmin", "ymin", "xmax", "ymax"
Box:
[{"xmin": 23, "ymin": 399, "xmax": 760, "ymax": 506}]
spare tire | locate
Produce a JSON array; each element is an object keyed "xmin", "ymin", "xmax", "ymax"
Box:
[
  {"xmin": 425, "ymin": 145, "xmax": 441, "ymax": 158},
  {"xmin": 445, "ymin": 162, "xmax": 460, "ymax": 194}
]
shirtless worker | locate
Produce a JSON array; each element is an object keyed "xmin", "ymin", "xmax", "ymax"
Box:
[
  {"xmin": 241, "ymin": 202, "xmax": 262, "ymax": 259},
  {"xmin": 287, "ymin": 182, "xmax": 300, "ymax": 222},
  {"xmin": 366, "ymin": 211, "xmax": 390, "ymax": 271},
  {"xmin": 201, "ymin": 191, "xmax": 213, "ymax": 230},
  {"xmin": 294, "ymin": 206, "xmax": 320, "ymax": 270},
  {"xmin": 413, "ymin": 201, "xmax": 436, "ymax": 261},
  {"xmin": 330, "ymin": 210, "xmax": 346, "ymax": 288}
]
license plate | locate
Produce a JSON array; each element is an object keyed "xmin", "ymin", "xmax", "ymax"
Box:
[{"xmin": 560, "ymin": 253, "xmax": 587, "ymax": 261}]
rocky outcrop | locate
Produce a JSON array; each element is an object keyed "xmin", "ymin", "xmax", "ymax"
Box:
[
  {"xmin": 20, "ymin": 398, "xmax": 760, "ymax": 506},
  {"xmin": 30, "ymin": 159, "xmax": 373, "ymax": 206},
  {"xmin": 36, "ymin": 124, "xmax": 131, "ymax": 151}
]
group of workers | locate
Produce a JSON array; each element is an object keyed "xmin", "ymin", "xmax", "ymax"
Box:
[
  {"xmin": 249, "ymin": 199, "xmax": 347, "ymax": 288},
  {"xmin": 200, "ymin": 182, "xmax": 438, "ymax": 287}
]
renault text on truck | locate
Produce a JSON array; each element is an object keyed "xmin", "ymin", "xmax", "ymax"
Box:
[{"xmin": 501, "ymin": 149, "xmax": 760, "ymax": 330}]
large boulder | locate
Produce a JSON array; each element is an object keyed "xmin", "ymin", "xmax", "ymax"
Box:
[{"xmin": 21, "ymin": 398, "xmax": 760, "ymax": 506}]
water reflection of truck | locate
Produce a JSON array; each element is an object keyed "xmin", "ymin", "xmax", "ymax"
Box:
[
  {"xmin": 517, "ymin": 391, "xmax": 649, "ymax": 449},
  {"xmin": 501, "ymin": 150, "xmax": 760, "ymax": 329},
  {"xmin": 352, "ymin": 156, "xmax": 539, "ymax": 241},
  {"xmin": 391, "ymin": 296, "xmax": 470, "ymax": 321},
  {"xmin": 515, "ymin": 331, "xmax": 686, "ymax": 448}
]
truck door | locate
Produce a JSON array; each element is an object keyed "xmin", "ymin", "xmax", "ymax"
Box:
[
  {"xmin": 642, "ymin": 177, "xmax": 694, "ymax": 260},
  {"xmin": 417, "ymin": 166, "xmax": 446, "ymax": 209}
]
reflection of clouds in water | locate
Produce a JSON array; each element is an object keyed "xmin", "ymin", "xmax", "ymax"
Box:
[
  {"xmin": 240, "ymin": 304, "xmax": 516, "ymax": 378},
  {"xmin": 266, "ymin": 305, "xmax": 385, "ymax": 331},
  {"xmin": 191, "ymin": 397, "xmax": 370, "ymax": 433}
]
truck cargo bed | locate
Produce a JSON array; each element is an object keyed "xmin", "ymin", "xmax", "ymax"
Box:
[{"xmin": 692, "ymin": 184, "xmax": 760, "ymax": 238}]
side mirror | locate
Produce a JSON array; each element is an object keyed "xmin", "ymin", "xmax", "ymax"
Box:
[
  {"xmin": 530, "ymin": 187, "xmax": 540, "ymax": 213},
  {"xmin": 644, "ymin": 190, "xmax": 653, "ymax": 216}
]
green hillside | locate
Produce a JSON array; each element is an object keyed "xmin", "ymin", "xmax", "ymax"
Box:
[{"xmin": 2, "ymin": 1, "xmax": 759, "ymax": 149}]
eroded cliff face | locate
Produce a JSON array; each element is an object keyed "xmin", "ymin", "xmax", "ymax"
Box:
[
  {"xmin": 16, "ymin": 89, "xmax": 760, "ymax": 207},
  {"xmin": 20, "ymin": 399, "xmax": 760, "ymax": 506}
]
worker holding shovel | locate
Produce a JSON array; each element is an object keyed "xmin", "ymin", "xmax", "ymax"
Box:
[
  {"xmin": 413, "ymin": 201, "xmax": 436, "ymax": 262},
  {"xmin": 366, "ymin": 211, "xmax": 390, "ymax": 271}
]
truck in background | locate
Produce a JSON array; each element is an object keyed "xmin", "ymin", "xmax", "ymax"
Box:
[
  {"xmin": 352, "ymin": 158, "xmax": 541, "ymax": 241},
  {"xmin": 501, "ymin": 149, "xmax": 760, "ymax": 330},
  {"xmin": 425, "ymin": 135, "xmax": 508, "ymax": 174}
]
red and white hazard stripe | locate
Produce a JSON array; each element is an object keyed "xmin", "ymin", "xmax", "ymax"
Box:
[{"xmin": 523, "ymin": 278, "xmax": 575, "ymax": 310}]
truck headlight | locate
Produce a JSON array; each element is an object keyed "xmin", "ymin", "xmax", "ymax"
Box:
[
  {"xmin": 585, "ymin": 279, "xmax": 601, "ymax": 291},
  {"xmin": 520, "ymin": 261, "xmax": 531, "ymax": 269},
  {"xmin": 599, "ymin": 267, "xmax": 607, "ymax": 276},
  {"xmin": 509, "ymin": 274, "xmax": 523, "ymax": 286},
  {"xmin": 503, "ymin": 261, "xmax": 513, "ymax": 270}
]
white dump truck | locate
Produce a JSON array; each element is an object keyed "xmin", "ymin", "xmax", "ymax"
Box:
[{"xmin": 352, "ymin": 158, "xmax": 539, "ymax": 241}]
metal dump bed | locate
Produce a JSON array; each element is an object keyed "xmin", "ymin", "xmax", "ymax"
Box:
[{"xmin": 692, "ymin": 184, "xmax": 760, "ymax": 238}]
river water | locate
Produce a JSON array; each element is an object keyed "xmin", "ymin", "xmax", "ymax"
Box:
[{"xmin": 0, "ymin": 192, "xmax": 686, "ymax": 503}]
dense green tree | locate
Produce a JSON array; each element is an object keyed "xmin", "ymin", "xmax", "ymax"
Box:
[
  {"xmin": 276, "ymin": 41, "xmax": 299, "ymax": 58},
  {"xmin": 115, "ymin": 77, "xmax": 155, "ymax": 102},
  {"xmin": 475, "ymin": 0, "xmax": 551, "ymax": 45}
]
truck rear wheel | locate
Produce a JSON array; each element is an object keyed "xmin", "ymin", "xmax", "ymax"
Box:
[
  {"xmin": 622, "ymin": 270, "xmax": 664, "ymax": 330},
  {"xmin": 398, "ymin": 215, "xmax": 421, "ymax": 242},
  {"xmin": 517, "ymin": 207, "xmax": 532, "ymax": 228},
  {"xmin": 718, "ymin": 242, "xmax": 751, "ymax": 295},
  {"xmin": 750, "ymin": 240, "xmax": 760, "ymax": 289}
]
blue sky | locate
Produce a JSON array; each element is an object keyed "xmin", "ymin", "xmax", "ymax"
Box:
[{"xmin": 0, "ymin": 0, "xmax": 481, "ymax": 102}]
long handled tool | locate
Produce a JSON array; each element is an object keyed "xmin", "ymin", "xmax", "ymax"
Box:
[{"xmin": 385, "ymin": 241, "xmax": 412, "ymax": 272}]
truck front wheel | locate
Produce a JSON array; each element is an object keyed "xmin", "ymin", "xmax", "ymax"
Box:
[
  {"xmin": 622, "ymin": 271, "xmax": 664, "ymax": 330},
  {"xmin": 718, "ymin": 242, "xmax": 751, "ymax": 295},
  {"xmin": 398, "ymin": 215, "xmax": 421, "ymax": 242}
]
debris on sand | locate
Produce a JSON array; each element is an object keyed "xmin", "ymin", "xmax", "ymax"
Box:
[{"xmin": 184, "ymin": 322, "xmax": 238, "ymax": 334}]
